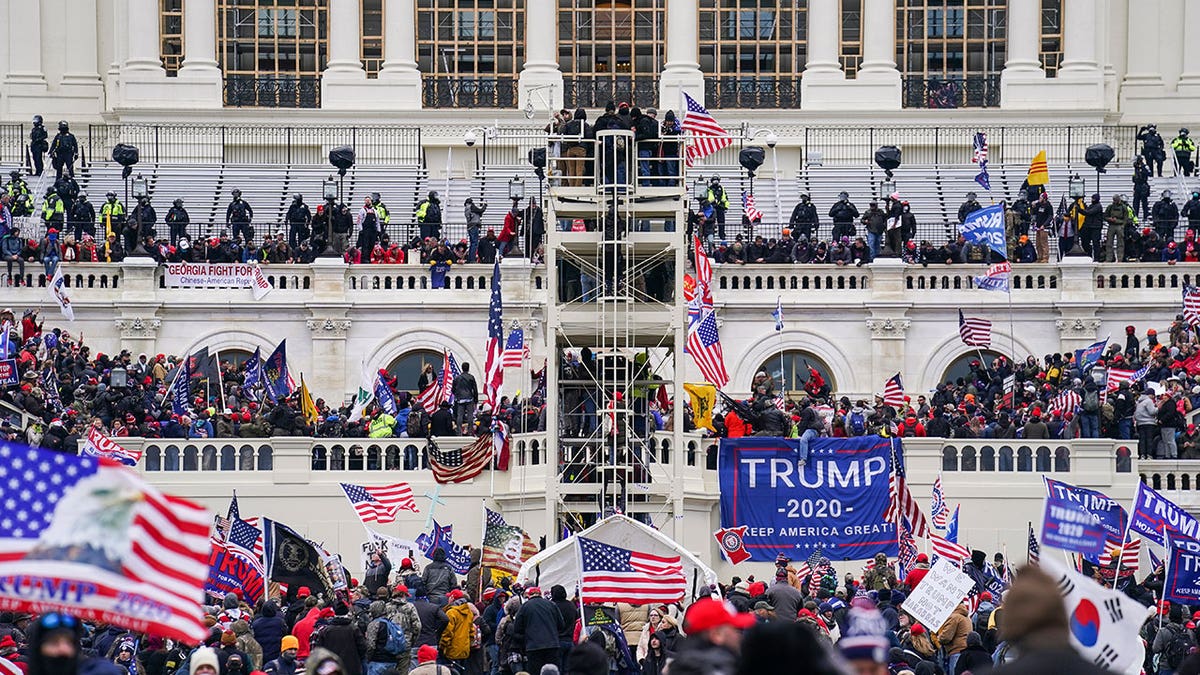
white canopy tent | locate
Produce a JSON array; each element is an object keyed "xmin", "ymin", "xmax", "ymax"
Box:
[{"xmin": 515, "ymin": 515, "xmax": 719, "ymax": 602}]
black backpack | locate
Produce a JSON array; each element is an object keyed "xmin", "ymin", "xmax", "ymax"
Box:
[{"xmin": 1166, "ymin": 625, "xmax": 1196, "ymax": 668}]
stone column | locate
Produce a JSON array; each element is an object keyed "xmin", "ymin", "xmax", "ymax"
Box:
[
  {"xmin": 375, "ymin": 0, "xmax": 423, "ymax": 108},
  {"xmin": 324, "ymin": 0, "xmax": 366, "ymax": 78},
  {"xmin": 123, "ymin": 0, "xmax": 166, "ymax": 73},
  {"xmin": 516, "ymin": 0, "xmax": 563, "ymax": 111},
  {"xmin": 6, "ymin": 0, "xmax": 46, "ymax": 85},
  {"xmin": 176, "ymin": 0, "xmax": 223, "ymax": 107},
  {"xmin": 60, "ymin": 0, "xmax": 103, "ymax": 87},
  {"xmin": 1178, "ymin": 0, "xmax": 1200, "ymax": 93},
  {"xmin": 1003, "ymin": 0, "xmax": 1043, "ymax": 77},
  {"xmin": 1119, "ymin": 0, "xmax": 1164, "ymax": 93},
  {"xmin": 658, "ymin": 0, "xmax": 704, "ymax": 109},
  {"xmin": 1059, "ymin": 0, "xmax": 1100, "ymax": 76},
  {"xmin": 323, "ymin": 0, "xmax": 413, "ymax": 110},
  {"xmin": 857, "ymin": 0, "xmax": 899, "ymax": 79},
  {"xmin": 800, "ymin": 0, "xmax": 845, "ymax": 109}
]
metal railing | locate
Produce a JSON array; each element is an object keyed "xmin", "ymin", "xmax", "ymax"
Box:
[
  {"xmin": 421, "ymin": 77, "xmax": 517, "ymax": 108},
  {"xmin": 704, "ymin": 77, "xmax": 802, "ymax": 109},
  {"xmin": 84, "ymin": 124, "xmax": 423, "ymax": 166},
  {"xmin": 562, "ymin": 76, "xmax": 660, "ymax": 109},
  {"xmin": 223, "ymin": 75, "xmax": 321, "ymax": 108},
  {"xmin": 902, "ymin": 74, "xmax": 1001, "ymax": 109}
]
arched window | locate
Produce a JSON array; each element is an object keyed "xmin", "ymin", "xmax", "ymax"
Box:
[
  {"xmin": 387, "ymin": 350, "xmax": 446, "ymax": 394},
  {"xmin": 755, "ymin": 351, "xmax": 835, "ymax": 398},
  {"xmin": 940, "ymin": 350, "xmax": 1004, "ymax": 387}
]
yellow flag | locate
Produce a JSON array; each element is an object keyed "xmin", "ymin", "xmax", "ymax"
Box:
[
  {"xmin": 300, "ymin": 375, "xmax": 318, "ymax": 425},
  {"xmin": 683, "ymin": 382, "xmax": 717, "ymax": 432},
  {"xmin": 1027, "ymin": 150, "xmax": 1049, "ymax": 186}
]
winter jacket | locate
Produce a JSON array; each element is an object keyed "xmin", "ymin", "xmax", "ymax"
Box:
[
  {"xmin": 316, "ymin": 616, "xmax": 365, "ymax": 675},
  {"xmin": 385, "ymin": 598, "xmax": 422, "ymax": 648},
  {"xmin": 292, "ymin": 608, "xmax": 322, "ymax": 659},
  {"xmin": 363, "ymin": 557, "xmax": 392, "ymax": 596},
  {"xmin": 412, "ymin": 599, "xmax": 448, "ymax": 648},
  {"xmin": 512, "ymin": 596, "xmax": 564, "ymax": 653},
  {"xmin": 420, "ymin": 560, "xmax": 457, "ymax": 602},
  {"xmin": 252, "ymin": 603, "xmax": 288, "ymax": 662},
  {"xmin": 936, "ymin": 605, "xmax": 973, "ymax": 655},
  {"xmin": 1135, "ymin": 395, "xmax": 1159, "ymax": 426},
  {"xmin": 438, "ymin": 602, "xmax": 475, "ymax": 661}
]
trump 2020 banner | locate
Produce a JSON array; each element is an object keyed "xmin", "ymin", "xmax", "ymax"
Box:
[
  {"xmin": 1166, "ymin": 536, "xmax": 1200, "ymax": 604},
  {"xmin": 1043, "ymin": 478, "xmax": 1126, "ymax": 562},
  {"xmin": 718, "ymin": 436, "xmax": 896, "ymax": 562},
  {"xmin": 1129, "ymin": 482, "xmax": 1200, "ymax": 548},
  {"xmin": 205, "ymin": 545, "xmax": 265, "ymax": 605}
]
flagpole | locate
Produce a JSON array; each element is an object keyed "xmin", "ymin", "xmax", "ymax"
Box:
[
  {"xmin": 215, "ymin": 347, "xmax": 228, "ymax": 412},
  {"xmin": 1111, "ymin": 527, "xmax": 1129, "ymax": 590},
  {"xmin": 1161, "ymin": 532, "xmax": 1172, "ymax": 629},
  {"xmin": 1027, "ymin": 521, "xmax": 1033, "ymax": 565},
  {"xmin": 479, "ymin": 502, "xmax": 488, "ymax": 600}
]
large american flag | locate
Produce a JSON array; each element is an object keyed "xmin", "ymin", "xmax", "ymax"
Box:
[
  {"xmin": 578, "ymin": 536, "xmax": 686, "ymax": 605},
  {"xmin": 0, "ymin": 441, "xmax": 211, "ymax": 642},
  {"xmin": 1049, "ymin": 390, "xmax": 1081, "ymax": 414},
  {"xmin": 686, "ymin": 311, "xmax": 730, "ymax": 387},
  {"xmin": 897, "ymin": 517, "xmax": 919, "ymax": 580},
  {"xmin": 689, "ymin": 236, "xmax": 715, "ymax": 329},
  {"xmin": 428, "ymin": 435, "xmax": 492, "ymax": 484},
  {"xmin": 1185, "ymin": 285, "xmax": 1200, "ymax": 327},
  {"xmin": 742, "ymin": 191, "xmax": 764, "ymax": 222},
  {"xmin": 958, "ymin": 310, "xmax": 992, "ymax": 348},
  {"xmin": 884, "ymin": 440, "xmax": 929, "ymax": 538},
  {"xmin": 227, "ymin": 494, "xmax": 264, "ymax": 561},
  {"xmin": 682, "ymin": 93, "xmax": 732, "ymax": 167},
  {"xmin": 931, "ymin": 476, "xmax": 949, "ymax": 529},
  {"xmin": 80, "ymin": 426, "xmax": 142, "ymax": 466},
  {"xmin": 1027, "ymin": 522, "xmax": 1040, "ymax": 563},
  {"xmin": 339, "ymin": 482, "xmax": 418, "ymax": 524},
  {"xmin": 882, "ymin": 373, "xmax": 905, "ymax": 408},
  {"xmin": 1105, "ymin": 366, "xmax": 1149, "ymax": 392},
  {"xmin": 501, "ymin": 328, "xmax": 529, "ymax": 368},
  {"xmin": 483, "ymin": 261, "xmax": 504, "ymax": 407}
]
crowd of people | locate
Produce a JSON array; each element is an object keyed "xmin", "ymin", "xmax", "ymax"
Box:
[{"xmin": 0, "ymin": 541, "xmax": 1189, "ymax": 675}]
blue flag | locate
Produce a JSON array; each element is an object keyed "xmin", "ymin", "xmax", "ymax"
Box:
[
  {"xmin": 958, "ymin": 204, "xmax": 1006, "ymax": 259},
  {"xmin": 1165, "ymin": 536, "xmax": 1200, "ymax": 604},
  {"xmin": 263, "ymin": 340, "xmax": 291, "ymax": 402},
  {"xmin": 416, "ymin": 521, "xmax": 472, "ymax": 574},
  {"xmin": 170, "ymin": 360, "xmax": 191, "ymax": 415},
  {"xmin": 947, "ymin": 504, "xmax": 961, "ymax": 544},
  {"xmin": 1041, "ymin": 491, "xmax": 1109, "ymax": 557},
  {"xmin": 430, "ymin": 261, "xmax": 451, "ymax": 289},
  {"xmin": 1044, "ymin": 477, "xmax": 1127, "ymax": 564},
  {"xmin": 1129, "ymin": 482, "xmax": 1200, "ymax": 548},
  {"xmin": 241, "ymin": 347, "xmax": 262, "ymax": 402},
  {"xmin": 374, "ymin": 373, "xmax": 398, "ymax": 416},
  {"xmin": 772, "ymin": 296, "xmax": 783, "ymax": 331},
  {"xmin": 0, "ymin": 323, "xmax": 10, "ymax": 359},
  {"xmin": 1074, "ymin": 338, "xmax": 1109, "ymax": 371}
]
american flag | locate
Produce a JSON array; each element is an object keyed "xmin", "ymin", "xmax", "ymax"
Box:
[
  {"xmin": 225, "ymin": 517, "xmax": 265, "ymax": 572},
  {"xmin": 897, "ymin": 517, "xmax": 919, "ymax": 580},
  {"xmin": 931, "ymin": 476, "xmax": 949, "ymax": 529},
  {"xmin": 417, "ymin": 350, "xmax": 459, "ymax": 414},
  {"xmin": 686, "ymin": 311, "xmax": 730, "ymax": 387},
  {"xmin": 0, "ymin": 441, "xmax": 211, "ymax": 642},
  {"xmin": 80, "ymin": 426, "xmax": 142, "ymax": 466},
  {"xmin": 483, "ymin": 261, "xmax": 504, "ymax": 407},
  {"xmin": 930, "ymin": 531, "xmax": 970, "ymax": 564},
  {"xmin": 339, "ymin": 482, "xmax": 418, "ymax": 524},
  {"xmin": 482, "ymin": 507, "xmax": 539, "ymax": 575},
  {"xmin": 682, "ymin": 93, "xmax": 733, "ymax": 167},
  {"xmin": 1185, "ymin": 285, "xmax": 1200, "ymax": 327},
  {"xmin": 882, "ymin": 373, "xmax": 905, "ymax": 408},
  {"xmin": 501, "ymin": 328, "xmax": 529, "ymax": 368},
  {"xmin": 958, "ymin": 310, "xmax": 992, "ymax": 347},
  {"xmin": 689, "ymin": 236, "xmax": 715, "ymax": 329},
  {"xmin": 972, "ymin": 132, "xmax": 990, "ymax": 191},
  {"xmin": 1027, "ymin": 522, "xmax": 1040, "ymax": 563},
  {"xmin": 884, "ymin": 440, "xmax": 930, "ymax": 538},
  {"xmin": 1105, "ymin": 366, "xmax": 1149, "ymax": 391},
  {"xmin": 578, "ymin": 536, "xmax": 686, "ymax": 604},
  {"xmin": 428, "ymin": 434, "xmax": 492, "ymax": 484},
  {"xmin": 742, "ymin": 191, "xmax": 764, "ymax": 222},
  {"xmin": 0, "ymin": 656, "xmax": 20, "ymax": 675},
  {"xmin": 1049, "ymin": 390, "xmax": 1081, "ymax": 414},
  {"xmin": 227, "ymin": 494, "xmax": 264, "ymax": 560},
  {"xmin": 1098, "ymin": 537, "xmax": 1141, "ymax": 572}
]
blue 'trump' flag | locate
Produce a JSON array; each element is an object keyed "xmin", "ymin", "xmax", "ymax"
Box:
[
  {"xmin": 959, "ymin": 204, "xmax": 1006, "ymax": 259},
  {"xmin": 264, "ymin": 340, "xmax": 291, "ymax": 402},
  {"xmin": 1074, "ymin": 338, "xmax": 1109, "ymax": 371},
  {"xmin": 374, "ymin": 372, "xmax": 398, "ymax": 416}
]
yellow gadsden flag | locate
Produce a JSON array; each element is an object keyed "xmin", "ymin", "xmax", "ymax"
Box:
[
  {"xmin": 300, "ymin": 375, "xmax": 319, "ymax": 425},
  {"xmin": 1027, "ymin": 150, "xmax": 1049, "ymax": 186},
  {"xmin": 683, "ymin": 382, "xmax": 717, "ymax": 432}
]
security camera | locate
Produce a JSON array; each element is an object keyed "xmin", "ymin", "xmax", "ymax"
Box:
[
  {"xmin": 524, "ymin": 102, "xmax": 536, "ymax": 119},
  {"xmin": 464, "ymin": 130, "xmax": 478, "ymax": 147},
  {"xmin": 766, "ymin": 132, "xmax": 778, "ymax": 149}
]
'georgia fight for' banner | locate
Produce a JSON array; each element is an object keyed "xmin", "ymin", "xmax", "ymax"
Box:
[{"xmin": 718, "ymin": 436, "xmax": 896, "ymax": 561}]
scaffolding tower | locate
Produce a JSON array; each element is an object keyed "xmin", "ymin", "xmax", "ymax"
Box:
[{"xmin": 542, "ymin": 129, "xmax": 691, "ymax": 537}]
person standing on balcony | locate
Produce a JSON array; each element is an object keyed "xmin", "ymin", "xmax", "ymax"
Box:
[
  {"xmin": 1135, "ymin": 387, "xmax": 1159, "ymax": 459},
  {"xmin": 415, "ymin": 191, "xmax": 441, "ymax": 241},
  {"xmin": 523, "ymin": 197, "xmax": 544, "ymax": 254},
  {"xmin": 1157, "ymin": 391, "xmax": 1184, "ymax": 459},
  {"xmin": 705, "ymin": 177, "xmax": 730, "ymax": 241},
  {"xmin": 356, "ymin": 197, "xmax": 379, "ymax": 254},
  {"xmin": 40, "ymin": 187, "xmax": 64, "ymax": 233},
  {"xmin": 1154, "ymin": 190, "xmax": 1180, "ymax": 242},
  {"xmin": 789, "ymin": 194, "xmax": 818, "ymax": 241},
  {"xmin": 860, "ymin": 199, "xmax": 886, "ymax": 259},
  {"xmin": 131, "ymin": 197, "xmax": 157, "ymax": 250},
  {"xmin": 48, "ymin": 121, "xmax": 77, "ymax": 180},
  {"xmin": 1079, "ymin": 194, "xmax": 1105, "ymax": 261},
  {"xmin": 28, "ymin": 116, "xmax": 47, "ymax": 177},
  {"xmin": 1132, "ymin": 155, "xmax": 1153, "ymax": 221},
  {"xmin": 69, "ymin": 192, "xmax": 94, "ymax": 241},
  {"xmin": 286, "ymin": 195, "xmax": 311, "ymax": 250},
  {"xmin": 1181, "ymin": 191, "xmax": 1200, "ymax": 241},
  {"xmin": 1104, "ymin": 194, "xmax": 1132, "ymax": 263},
  {"xmin": 2, "ymin": 225, "xmax": 25, "ymax": 286},
  {"xmin": 1031, "ymin": 192, "xmax": 1053, "ymax": 263},
  {"xmin": 371, "ymin": 193, "xmax": 390, "ymax": 239},
  {"xmin": 450, "ymin": 363, "xmax": 477, "ymax": 435},
  {"xmin": 829, "ymin": 191, "xmax": 859, "ymax": 242},
  {"xmin": 226, "ymin": 189, "xmax": 254, "ymax": 243},
  {"xmin": 957, "ymin": 192, "xmax": 982, "ymax": 225},
  {"xmin": 463, "ymin": 198, "xmax": 486, "ymax": 262},
  {"xmin": 1173, "ymin": 128, "xmax": 1196, "ymax": 176},
  {"xmin": 166, "ymin": 198, "xmax": 189, "ymax": 245},
  {"xmin": 1138, "ymin": 124, "xmax": 1166, "ymax": 177},
  {"xmin": 631, "ymin": 107, "xmax": 659, "ymax": 187},
  {"xmin": 561, "ymin": 108, "xmax": 593, "ymax": 187}
]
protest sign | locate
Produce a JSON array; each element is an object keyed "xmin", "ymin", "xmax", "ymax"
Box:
[
  {"xmin": 0, "ymin": 360, "xmax": 16, "ymax": 388},
  {"xmin": 902, "ymin": 559, "xmax": 977, "ymax": 631}
]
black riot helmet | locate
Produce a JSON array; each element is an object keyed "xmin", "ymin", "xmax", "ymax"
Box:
[{"xmin": 57, "ymin": 120, "xmax": 68, "ymax": 132}]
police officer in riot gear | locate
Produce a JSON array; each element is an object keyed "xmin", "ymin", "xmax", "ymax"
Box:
[
  {"xmin": 1138, "ymin": 123, "xmax": 1166, "ymax": 177},
  {"xmin": 70, "ymin": 192, "xmax": 95, "ymax": 240},
  {"xmin": 49, "ymin": 120, "xmax": 77, "ymax": 179},
  {"xmin": 287, "ymin": 194, "xmax": 312, "ymax": 249},
  {"xmin": 789, "ymin": 194, "xmax": 819, "ymax": 241},
  {"xmin": 28, "ymin": 116, "xmax": 47, "ymax": 176},
  {"xmin": 416, "ymin": 191, "xmax": 442, "ymax": 241},
  {"xmin": 166, "ymin": 198, "xmax": 190, "ymax": 245},
  {"xmin": 226, "ymin": 188, "xmax": 254, "ymax": 243}
]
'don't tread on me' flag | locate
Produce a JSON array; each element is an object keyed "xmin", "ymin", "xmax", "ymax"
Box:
[{"xmin": 0, "ymin": 440, "xmax": 211, "ymax": 642}]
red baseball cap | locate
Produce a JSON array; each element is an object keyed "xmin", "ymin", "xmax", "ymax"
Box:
[
  {"xmin": 683, "ymin": 598, "xmax": 756, "ymax": 634},
  {"xmin": 297, "ymin": 587, "xmax": 311, "ymax": 598}
]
